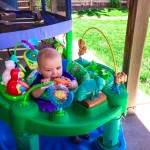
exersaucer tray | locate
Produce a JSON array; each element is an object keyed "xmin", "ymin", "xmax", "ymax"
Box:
[{"xmin": 0, "ymin": 90, "xmax": 123, "ymax": 137}]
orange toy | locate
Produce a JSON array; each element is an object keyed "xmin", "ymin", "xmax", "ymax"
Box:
[{"xmin": 54, "ymin": 78, "xmax": 70, "ymax": 87}]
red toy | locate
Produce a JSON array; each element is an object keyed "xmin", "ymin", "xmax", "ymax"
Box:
[
  {"xmin": 54, "ymin": 77, "xmax": 70, "ymax": 87},
  {"xmin": 6, "ymin": 68, "xmax": 30, "ymax": 96}
]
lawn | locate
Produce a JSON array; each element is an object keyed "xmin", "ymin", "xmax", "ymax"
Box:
[{"xmin": 72, "ymin": 8, "xmax": 150, "ymax": 95}]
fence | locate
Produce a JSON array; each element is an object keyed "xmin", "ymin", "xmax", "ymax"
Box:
[{"xmin": 72, "ymin": 0, "xmax": 127, "ymax": 7}]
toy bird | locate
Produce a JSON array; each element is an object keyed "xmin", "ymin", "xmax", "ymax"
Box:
[{"xmin": 6, "ymin": 68, "xmax": 30, "ymax": 96}]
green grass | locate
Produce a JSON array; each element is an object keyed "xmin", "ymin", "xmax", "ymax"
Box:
[{"xmin": 72, "ymin": 8, "xmax": 150, "ymax": 96}]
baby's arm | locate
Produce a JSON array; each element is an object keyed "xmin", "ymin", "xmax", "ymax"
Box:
[
  {"xmin": 62, "ymin": 70, "xmax": 78, "ymax": 90},
  {"xmin": 68, "ymin": 79, "xmax": 78, "ymax": 90},
  {"xmin": 32, "ymin": 78, "xmax": 51, "ymax": 98},
  {"xmin": 32, "ymin": 87, "xmax": 45, "ymax": 98}
]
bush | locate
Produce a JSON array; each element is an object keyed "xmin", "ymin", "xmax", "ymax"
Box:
[{"xmin": 109, "ymin": 0, "xmax": 120, "ymax": 8}]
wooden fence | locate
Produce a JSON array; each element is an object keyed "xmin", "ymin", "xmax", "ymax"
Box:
[
  {"xmin": 17, "ymin": 0, "xmax": 33, "ymax": 10},
  {"xmin": 72, "ymin": 0, "xmax": 127, "ymax": 7}
]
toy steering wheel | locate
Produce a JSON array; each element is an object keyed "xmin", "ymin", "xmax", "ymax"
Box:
[
  {"xmin": 20, "ymin": 80, "xmax": 74, "ymax": 114},
  {"xmin": 40, "ymin": 80, "xmax": 74, "ymax": 114}
]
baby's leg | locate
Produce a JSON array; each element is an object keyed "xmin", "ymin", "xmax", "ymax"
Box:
[{"xmin": 71, "ymin": 134, "xmax": 90, "ymax": 144}]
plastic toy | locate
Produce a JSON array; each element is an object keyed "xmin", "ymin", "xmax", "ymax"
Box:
[
  {"xmin": 2, "ymin": 60, "xmax": 15, "ymax": 85},
  {"xmin": 22, "ymin": 39, "xmax": 39, "ymax": 70},
  {"xmin": 75, "ymin": 76, "xmax": 105, "ymax": 101},
  {"xmin": 47, "ymin": 85, "xmax": 74, "ymax": 117},
  {"xmin": 39, "ymin": 77, "xmax": 73, "ymax": 116},
  {"xmin": 110, "ymin": 72, "xmax": 127, "ymax": 94},
  {"xmin": 6, "ymin": 68, "xmax": 29, "ymax": 96},
  {"xmin": 84, "ymin": 61, "xmax": 114, "ymax": 84},
  {"xmin": 78, "ymin": 39, "xmax": 87, "ymax": 56},
  {"xmin": 54, "ymin": 77, "xmax": 71, "ymax": 87},
  {"xmin": 8, "ymin": 38, "xmax": 39, "ymax": 72}
]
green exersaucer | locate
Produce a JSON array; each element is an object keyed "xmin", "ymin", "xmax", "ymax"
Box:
[{"xmin": 0, "ymin": 28, "xmax": 128, "ymax": 150}]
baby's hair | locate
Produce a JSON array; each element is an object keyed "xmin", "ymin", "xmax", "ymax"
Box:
[{"xmin": 38, "ymin": 48, "xmax": 61, "ymax": 67}]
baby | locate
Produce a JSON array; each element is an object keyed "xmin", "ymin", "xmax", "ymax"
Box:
[
  {"xmin": 31, "ymin": 47, "xmax": 78, "ymax": 98},
  {"xmin": 31, "ymin": 47, "xmax": 89, "ymax": 144}
]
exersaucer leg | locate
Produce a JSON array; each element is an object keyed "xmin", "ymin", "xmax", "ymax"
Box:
[
  {"xmin": 66, "ymin": 31, "xmax": 73, "ymax": 60},
  {"xmin": 97, "ymin": 117, "xmax": 122, "ymax": 150},
  {"xmin": 16, "ymin": 133, "xmax": 39, "ymax": 150}
]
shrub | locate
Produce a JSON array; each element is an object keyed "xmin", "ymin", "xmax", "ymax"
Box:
[{"xmin": 109, "ymin": 0, "xmax": 120, "ymax": 8}]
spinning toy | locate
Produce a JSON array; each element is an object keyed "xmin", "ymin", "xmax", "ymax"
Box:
[
  {"xmin": 34, "ymin": 77, "xmax": 74, "ymax": 117},
  {"xmin": 47, "ymin": 85, "xmax": 74, "ymax": 117}
]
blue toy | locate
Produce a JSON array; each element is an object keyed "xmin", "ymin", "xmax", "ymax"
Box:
[{"xmin": 75, "ymin": 76, "xmax": 105, "ymax": 101}]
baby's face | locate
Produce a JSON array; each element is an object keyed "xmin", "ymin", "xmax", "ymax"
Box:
[{"xmin": 38, "ymin": 55, "xmax": 62, "ymax": 80}]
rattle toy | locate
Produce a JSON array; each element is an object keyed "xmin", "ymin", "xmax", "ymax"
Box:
[{"xmin": 54, "ymin": 77, "xmax": 70, "ymax": 87}]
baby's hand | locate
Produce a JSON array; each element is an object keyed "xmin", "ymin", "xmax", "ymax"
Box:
[
  {"xmin": 68, "ymin": 80, "xmax": 78, "ymax": 90},
  {"xmin": 41, "ymin": 78, "xmax": 51, "ymax": 84},
  {"xmin": 63, "ymin": 77, "xmax": 71, "ymax": 87}
]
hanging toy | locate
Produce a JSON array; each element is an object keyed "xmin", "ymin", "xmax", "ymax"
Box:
[
  {"xmin": 13, "ymin": 38, "xmax": 39, "ymax": 71},
  {"xmin": 78, "ymin": 39, "xmax": 87, "ymax": 57},
  {"xmin": 2, "ymin": 60, "xmax": 16, "ymax": 86},
  {"xmin": 6, "ymin": 68, "xmax": 30, "ymax": 96},
  {"xmin": 22, "ymin": 39, "xmax": 39, "ymax": 70}
]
